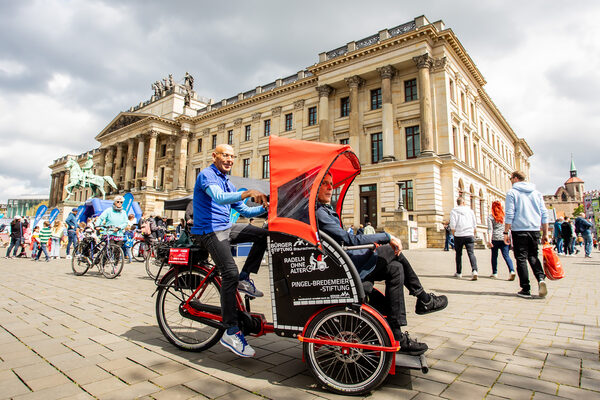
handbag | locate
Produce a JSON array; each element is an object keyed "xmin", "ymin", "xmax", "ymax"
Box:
[{"xmin": 542, "ymin": 244, "xmax": 564, "ymax": 280}]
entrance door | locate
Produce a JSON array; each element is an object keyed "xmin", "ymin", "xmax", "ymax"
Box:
[{"xmin": 360, "ymin": 184, "xmax": 377, "ymax": 228}]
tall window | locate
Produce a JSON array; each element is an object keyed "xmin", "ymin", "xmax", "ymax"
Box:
[
  {"xmin": 404, "ymin": 79, "xmax": 418, "ymax": 102},
  {"xmin": 449, "ymin": 79, "xmax": 455, "ymax": 102},
  {"xmin": 211, "ymin": 134, "xmax": 217, "ymax": 149},
  {"xmin": 195, "ymin": 168, "xmax": 201, "ymax": 179},
  {"xmin": 308, "ymin": 106, "xmax": 317, "ymax": 126},
  {"xmin": 340, "ymin": 138, "xmax": 349, "ymax": 145},
  {"xmin": 227, "ymin": 130, "xmax": 233, "ymax": 145},
  {"xmin": 160, "ymin": 144, "xmax": 166, "ymax": 157},
  {"xmin": 340, "ymin": 96, "xmax": 350, "ymax": 117},
  {"xmin": 470, "ymin": 103, "xmax": 475, "ymax": 121},
  {"xmin": 370, "ymin": 88, "xmax": 382, "ymax": 110},
  {"xmin": 460, "ymin": 92, "xmax": 466, "ymax": 112},
  {"xmin": 398, "ymin": 180, "xmax": 413, "ymax": 211},
  {"xmin": 262, "ymin": 154, "xmax": 270, "ymax": 179},
  {"xmin": 197, "ymin": 138, "xmax": 202, "ymax": 152},
  {"xmin": 405, "ymin": 126, "xmax": 420, "ymax": 159},
  {"xmin": 242, "ymin": 158, "xmax": 250, "ymax": 178},
  {"xmin": 464, "ymin": 137, "xmax": 469, "ymax": 164},
  {"xmin": 264, "ymin": 119, "xmax": 271, "ymax": 136},
  {"xmin": 371, "ymin": 132, "xmax": 383, "ymax": 163},
  {"xmin": 452, "ymin": 126, "xmax": 458, "ymax": 156},
  {"xmin": 285, "ymin": 113, "xmax": 293, "ymax": 131},
  {"xmin": 473, "ymin": 144, "xmax": 478, "ymax": 170},
  {"xmin": 244, "ymin": 125, "xmax": 251, "ymax": 141}
]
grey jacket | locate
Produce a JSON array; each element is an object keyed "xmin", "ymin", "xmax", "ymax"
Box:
[{"xmin": 487, "ymin": 215, "xmax": 505, "ymax": 241}]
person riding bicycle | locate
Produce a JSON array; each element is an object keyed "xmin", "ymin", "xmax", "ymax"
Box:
[
  {"xmin": 192, "ymin": 144, "xmax": 269, "ymax": 358},
  {"xmin": 98, "ymin": 196, "xmax": 128, "ymax": 237},
  {"xmin": 316, "ymin": 173, "xmax": 447, "ymax": 356}
]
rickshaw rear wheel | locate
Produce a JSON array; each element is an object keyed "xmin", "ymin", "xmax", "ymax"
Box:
[
  {"xmin": 156, "ymin": 266, "xmax": 224, "ymax": 351},
  {"xmin": 303, "ymin": 306, "xmax": 393, "ymax": 395}
]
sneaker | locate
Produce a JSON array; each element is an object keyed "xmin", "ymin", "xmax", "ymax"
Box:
[
  {"xmin": 237, "ymin": 278, "xmax": 264, "ymax": 298},
  {"xmin": 508, "ymin": 271, "xmax": 516, "ymax": 281},
  {"xmin": 538, "ymin": 280, "xmax": 547, "ymax": 298},
  {"xmin": 398, "ymin": 332, "xmax": 428, "ymax": 356},
  {"xmin": 220, "ymin": 330, "xmax": 255, "ymax": 357},
  {"xmin": 66, "ymin": 255, "xmax": 72, "ymax": 259},
  {"xmin": 471, "ymin": 270, "xmax": 478, "ymax": 281},
  {"xmin": 517, "ymin": 290, "xmax": 532, "ymax": 299},
  {"xmin": 416, "ymin": 293, "xmax": 448, "ymax": 315},
  {"xmin": 490, "ymin": 273, "xmax": 498, "ymax": 279},
  {"xmin": 454, "ymin": 273, "xmax": 462, "ymax": 279}
]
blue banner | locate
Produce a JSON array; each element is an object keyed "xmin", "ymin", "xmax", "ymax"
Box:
[
  {"xmin": 33, "ymin": 205, "xmax": 48, "ymax": 228},
  {"xmin": 123, "ymin": 193, "xmax": 134, "ymax": 215},
  {"xmin": 48, "ymin": 208, "xmax": 60, "ymax": 225},
  {"xmin": 76, "ymin": 205, "xmax": 86, "ymax": 222}
]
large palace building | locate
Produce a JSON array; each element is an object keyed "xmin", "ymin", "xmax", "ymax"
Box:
[{"xmin": 49, "ymin": 16, "xmax": 532, "ymax": 247}]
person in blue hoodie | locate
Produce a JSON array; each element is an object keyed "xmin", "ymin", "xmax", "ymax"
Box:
[{"xmin": 504, "ymin": 170, "xmax": 548, "ymax": 299}]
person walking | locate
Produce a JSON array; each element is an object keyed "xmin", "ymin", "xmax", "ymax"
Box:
[
  {"xmin": 65, "ymin": 208, "xmax": 79, "ymax": 259},
  {"xmin": 364, "ymin": 222, "xmax": 376, "ymax": 235},
  {"xmin": 5, "ymin": 215, "xmax": 24, "ymax": 258},
  {"xmin": 443, "ymin": 221, "xmax": 454, "ymax": 251},
  {"xmin": 553, "ymin": 217, "xmax": 563, "ymax": 255},
  {"xmin": 486, "ymin": 201, "xmax": 516, "ymax": 280},
  {"xmin": 575, "ymin": 216, "xmax": 593, "ymax": 258},
  {"xmin": 449, "ymin": 197, "xmax": 478, "ymax": 280},
  {"xmin": 35, "ymin": 221, "xmax": 52, "ymax": 262},
  {"xmin": 504, "ymin": 170, "xmax": 548, "ymax": 299},
  {"xmin": 561, "ymin": 217, "xmax": 573, "ymax": 256}
]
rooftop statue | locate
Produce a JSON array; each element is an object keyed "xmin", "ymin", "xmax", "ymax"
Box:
[{"xmin": 64, "ymin": 157, "xmax": 118, "ymax": 200}]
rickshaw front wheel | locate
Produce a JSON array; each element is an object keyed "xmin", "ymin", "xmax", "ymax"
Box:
[{"xmin": 303, "ymin": 306, "xmax": 393, "ymax": 395}]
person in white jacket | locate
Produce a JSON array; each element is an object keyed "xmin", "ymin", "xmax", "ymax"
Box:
[{"xmin": 449, "ymin": 197, "xmax": 479, "ymax": 280}]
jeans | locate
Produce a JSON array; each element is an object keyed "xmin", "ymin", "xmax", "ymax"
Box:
[
  {"xmin": 123, "ymin": 246, "xmax": 132, "ymax": 262},
  {"xmin": 363, "ymin": 247, "xmax": 424, "ymax": 339},
  {"xmin": 511, "ymin": 231, "xmax": 545, "ymax": 292},
  {"xmin": 66, "ymin": 230, "xmax": 78, "ymax": 255},
  {"xmin": 51, "ymin": 238, "xmax": 61, "ymax": 257},
  {"xmin": 444, "ymin": 233, "xmax": 454, "ymax": 251},
  {"xmin": 583, "ymin": 231, "xmax": 593, "ymax": 256},
  {"xmin": 454, "ymin": 236, "xmax": 478, "ymax": 274},
  {"xmin": 6, "ymin": 237, "xmax": 22, "ymax": 257},
  {"xmin": 556, "ymin": 237, "xmax": 563, "ymax": 253},
  {"xmin": 192, "ymin": 223, "xmax": 267, "ymax": 329},
  {"xmin": 491, "ymin": 240, "xmax": 514, "ymax": 274},
  {"xmin": 563, "ymin": 237, "xmax": 573, "ymax": 255},
  {"xmin": 36, "ymin": 243, "xmax": 50, "ymax": 260},
  {"xmin": 32, "ymin": 242, "xmax": 38, "ymax": 257}
]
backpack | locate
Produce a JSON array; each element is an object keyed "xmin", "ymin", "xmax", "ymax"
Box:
[{"xmin": 141, "ymin": 220, "xmax": 151, "ymax": 235}]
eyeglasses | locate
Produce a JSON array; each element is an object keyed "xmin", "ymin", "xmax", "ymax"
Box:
[
  {"xmin": 217, "ymin": 153, "xmax": 236, "ymax": 160},
  {"xmin": 114, "ymin": 201, "xmax": 123, "ymax": 204}
]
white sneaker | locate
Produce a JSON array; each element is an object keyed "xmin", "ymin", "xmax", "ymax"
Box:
[
  {"xmin": 508, "ymin": 271, "xmax": 516, "ymax": 281},
  {"xmin": 490, "ymin": 273, "xmax": 498, "ymax": 279},
  {"xmin": 538, "ymin": 280, "xmax": 547, "ymax": 298},
  {"xmin": 238, "ymin": 278, "xmax": 264, "ymax": 297},
  {"xmin": 471, "ymin": 270, "xmax": 478, "ymax": 281},
  {"xmin": 220, "ymin": 330, "xmax": 255, "ymax": 357},
  {"xmin": 454, "ymin": 273, "xmax": 462, "ymax": 279},
  {"xmin": 66, "ymin": 255, "xmax": 72, "ymax": 259}
]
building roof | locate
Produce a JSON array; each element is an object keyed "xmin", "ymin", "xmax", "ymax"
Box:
[{"xmin": 565, "ymin": 176, "xmax": 584, "ymax": 184}]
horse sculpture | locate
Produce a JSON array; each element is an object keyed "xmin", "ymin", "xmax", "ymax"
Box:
[{"xmin": 64, "ymin": 158, "xmax": 118, "ymax": 200}]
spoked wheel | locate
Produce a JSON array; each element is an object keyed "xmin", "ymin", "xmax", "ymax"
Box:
[
  {"xmin": 303, "ymin": 306, "xmax": 394, "ymax": 395},
  {"xmin": 156, "ymin": 266, "xmax": 224, "ymax": 351},
  {"xmin": 101, "ymin": 244, "xmax": 124, "ymax": 279},
  {"xmin": 146, "ymin": 255, "xmax": 166, "ymax": 280},
  {"xmin": 71, "ymin": 243, "xmax": 91, "ymax": 276},
  {"xmin": 131, "ymin": 241, "xmax": 147, "ymax": 262}
]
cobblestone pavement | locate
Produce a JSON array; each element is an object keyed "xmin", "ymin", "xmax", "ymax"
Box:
[{"xmin": 0, "ymin": 247, "xmax": 599, "ymax": 399}]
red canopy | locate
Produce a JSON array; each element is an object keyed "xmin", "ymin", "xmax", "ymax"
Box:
[{"xmin": 268, "ymin": 136, "xmax": 360, "ymax": 246}]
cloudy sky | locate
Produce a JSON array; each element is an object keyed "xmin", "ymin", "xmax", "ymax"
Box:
[{"xmin": 1, "ymin": 0, "xmax": 599, "ymax": 202}]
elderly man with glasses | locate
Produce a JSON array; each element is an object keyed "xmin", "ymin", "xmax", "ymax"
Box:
[{"xmin": 192, "ymin": 144, "xmax": 269, "ymax": 358}]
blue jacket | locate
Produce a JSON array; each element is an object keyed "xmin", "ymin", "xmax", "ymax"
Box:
[
  {"xmin": 65, "ymin": 213, "xmax": 77, "ymax": 230},
  {"xmin": 505, "ymin": 182, "xmax": 548, "ymax": 231},
  {"xmin": 316, "ymin": 203, "xmax": 390, "ymax": 279},
  {"xmin": 575, "ymin": 216, "xmax": 593, "ymax": 234}
]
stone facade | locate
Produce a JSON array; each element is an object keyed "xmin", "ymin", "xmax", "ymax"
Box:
[{"xmin": 48, "ymin": 16, "xmax": 532, "ymax": 246}]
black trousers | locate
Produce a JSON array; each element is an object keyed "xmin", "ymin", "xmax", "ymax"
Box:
[
  {"xmin": 454, "ymin": 236, "xmax": 478, "ymax": 274},
  {"xmin": 363, "ymin": 245, "xmax": 425, "ymax": 339},
  {"xmin": 511, "ymin": 231, "xmax": 545, "ymax": 292},
  {"xmin": 193, "ymin": 223, "xmax": 267, "ymax": 328},
  {"xmin": 563, "ymin": 236, "xmax": 573, "ymax": 255}
]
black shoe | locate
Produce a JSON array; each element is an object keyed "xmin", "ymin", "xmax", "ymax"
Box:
[
  {"xmin": 398, "ymin": 332, "xmax": 428, "ymax": 356},
  {"xmin": 416, "ymin": 293, "xmax": 448, "ymax": 315},
  {"xmin": 517, "ymin": 290, "xmax": 532, "ymax": 298}
]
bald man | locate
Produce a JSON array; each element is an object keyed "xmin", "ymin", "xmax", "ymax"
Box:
[{"xmin": 192, "ymin": 144, "xmax": 269, "ymax": 358}]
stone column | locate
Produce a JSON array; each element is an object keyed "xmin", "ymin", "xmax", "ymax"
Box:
[
  {"xmin": 345, "ymin": 75, "xmax": 365, "ymax": 154},
  {"xmin": 165, "ymin": 136, "xmax": 176, "ymax": 191},
  {"xmin": 413, "ymin": 54, "xmax": 434, "ymax": 155},
  {"xmin": 114, "ymin": 143, "xmax": 125, "ymax": 189},
  {"xmin": 271, "ymin": 106, "xmax": 282, "ymax": 136},
  {"xmin": 316, "ymin": 85, "xmax": 333, "ymax": 143},
  {"xmin": 49, "ymin": 174, "xmax": 57, "ymax": 207},
  {"xmin": 378, "ymin": 65, "xmax": 396, "ymax": 161},
  {"xmin": 62, "ymin": 172, "xmax": 69, "ymax": 202},
  {"xmin": 135, "ymin": 135, "xmax": 146, "ymax": 189},
  {"xmin": 103, "ymin": 146, "xmax": 115, "ymax": 178},
  {"xmin": 177, "ymin": 131, "xmax": 190, "ymax": 189},
  {"xmin": 145, "ymin": 130, "xmax": 158, "ymax": 188},
  {"xmin": 293, "ymin": 100, "xmax": 304, "ymax": 140},
  {"xmin": 124, "ymin": 138, "xmax": 135, "ymax": 190}
]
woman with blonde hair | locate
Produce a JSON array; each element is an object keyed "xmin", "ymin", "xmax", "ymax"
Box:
[
  {"xmin": 486, "ymin": 201, "xmax": 516, "ymax": 280},
  {"xmin": 50, "ymin": 221, "xmax": 64, "ymax": 259}
]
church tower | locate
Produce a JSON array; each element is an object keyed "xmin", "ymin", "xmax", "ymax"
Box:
[{"xmin": 565, "ymin": 156, "xmax": 584, "ymax": 201}]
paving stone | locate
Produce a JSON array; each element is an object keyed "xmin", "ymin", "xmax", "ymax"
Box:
[
  {"xmin": 12, "ymin": 382, "xmax": 84, "ymax": 400},
  {"xmin": 64, "ymin": 365, "xmax": 113, "ymax": 385},
  {"xmin": 150, "ymin": 384, "xmax": 200, "ymax": 400},
  {"xmin": 440, "ymin": 380, "xmax": 489, "ymax": 399},
  {"xmin": 184, "ymin": 374, "xmax": 239, "ymax": 398},
  {"xmin": 97, "ymin": 381, "xmax": 160, "ymax": 400},
  {"xmin": 111, "ymin": 364, "xmax": 160, "ymax": 384},
  {"xmin": 540, "ymin": 366, "xmax": 580, "ymax": 387},
  {"xmin": 557, "ymin": 384, "xmax": 600, "ymax": 399},
  {"xmin": 150, "ymin": 368, "xmax": 207, "ymax": 388},
  {"xmin": 489, "ymin": 382, "xmax": 534, "ymax": 399},
  {"xmin": 498, "ymin": 373, "xmax": 559, "ymax": 395},
  {"xmin": 82, "ymin": 376, "xmax": 129, "ymax": 396},
  {"xmin": 457, "ymin": 365, "xmax": 500, "ymax": 387}
]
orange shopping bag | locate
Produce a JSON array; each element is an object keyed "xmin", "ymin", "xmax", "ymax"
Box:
[{"xmin": 542, "ymin": 244, "xmax": 564, "ymax": 280}]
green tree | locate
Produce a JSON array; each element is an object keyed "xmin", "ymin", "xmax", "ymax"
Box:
[{"xmin": 573, "ymin": 204, "xmax": 584, "ymax": 217}]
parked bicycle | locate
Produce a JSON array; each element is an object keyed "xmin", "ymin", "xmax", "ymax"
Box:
[{"xmin": 71, "ymin": 226, "xmax": 125, "ymax": 279}]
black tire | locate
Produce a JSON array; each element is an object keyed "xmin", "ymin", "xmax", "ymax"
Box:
[
  {"xmin": 101, "ymin": 244, "xmax": 124, "ymax": 279},
  {"xmin": 71, "ymin": 243, "xmax": 91, "ymax": 276},
  {"xmin": 131, "ymin": 241, "xmax": 147, "ymax": 262},
  {"xmin": 145, "ymin": 254, "xmax": 166, "ymax": 280},
  {"xmin": 156, "ymin": 266, "xmax": 224, "ymax": 351},
  {"xmin": 303, "ymin": 306, "xmax": 393, "ymax": 395}
]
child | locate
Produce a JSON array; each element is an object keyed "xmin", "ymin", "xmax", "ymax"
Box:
[
  {"xmin": 31, "ymin": 226, "xmax": 40, "ymax": 258},
  {"xmin": 36, "ymin": 221, "xmax": 51, "ymax": 262}
]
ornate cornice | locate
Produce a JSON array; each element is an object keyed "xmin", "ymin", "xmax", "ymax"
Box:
[
  {"xmin": 413, "ymin": 53, "xmax": 434, "ymax": 69},
  {"xmin": 345, "ymin": 75, "xmax": 365, "ymax": 88},
  {"xmin": 271, "ymin": 106, "xmax": 282, "ymax": 116},
  {"xmin": 233, "ymin": 118, "xmax": 243, "ymax": 126},
  {"xmin": 252, "ymin": 112, "xmax": 262, "ymax": 121},
  {"xmin": 431, "ymin": 57, "xmax": 447, "ymax": 72},
  {"xmin": 316, "ymin": 84, "xmax": 333, "ymax": 98},
  {"xmin": 217, "ymin": 123, "xmax": 226, "ymax": 131},
  {"xmin": 294, "ymin": 100, "xmax": 305, "ymax": 110},
  {"xmin": 377, "ymin": 65, "xmax": 396, "ymax": 80}
]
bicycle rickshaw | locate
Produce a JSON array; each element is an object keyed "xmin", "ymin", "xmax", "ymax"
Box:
[{"xmin": 155, "ymin": 136, "xmax": 428, "ymax": 395}]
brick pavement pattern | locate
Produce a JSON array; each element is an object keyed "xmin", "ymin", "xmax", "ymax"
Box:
[{"xmin": 0, "ymin": 248, "xmax": 598, "ymax": 399}]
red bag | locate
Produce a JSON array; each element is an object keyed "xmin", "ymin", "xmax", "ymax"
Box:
[{"xmin": 542, "ymin": 244, "xmax": 564, "ymax": 280}]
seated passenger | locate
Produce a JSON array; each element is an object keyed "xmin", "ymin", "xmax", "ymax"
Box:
[
  {"xmin": 316, "ymin": 173, "xmax": 447, "ymax": 355},
  {"xmin": 192, "ymin": 144, "xmax": 269, "ymax": 358}
]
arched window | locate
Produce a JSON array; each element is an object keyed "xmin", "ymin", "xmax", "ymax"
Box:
[
  {"xmin": 458, "ymin": 179, "xmax": 464, "ymax": 198},
  {"xmin": 561, "ymin": 192, "xmax": 567, "ymax": 202},
  {"xmin": 469, "ymin": 185, "xmax": 475, "ymax": 212}
]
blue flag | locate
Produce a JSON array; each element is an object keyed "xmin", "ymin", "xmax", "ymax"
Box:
[
  {"xmin": 76, "ymin": 205, "xmax": 85, "ymax": 222},
  {"xmin": 33, "ymin": 205, "xmax": 48, "ymax": 228},
  {"xmin": 123, "ymin": 193, "xmax": 134, "ymax": 215},
  {"xmin": 48, "ymin": 208, "xmax": 60, "ymax": 225}
]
